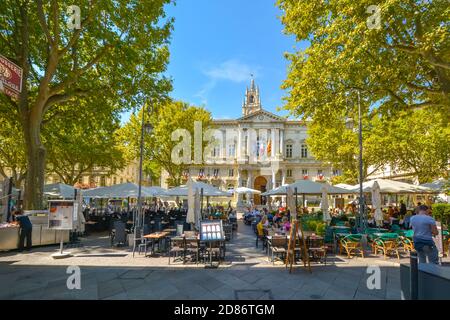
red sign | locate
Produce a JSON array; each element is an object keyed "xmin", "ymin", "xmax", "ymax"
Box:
[{"xmin": 0, "ymin": 54, "xmax": 23, "ymax": 98}]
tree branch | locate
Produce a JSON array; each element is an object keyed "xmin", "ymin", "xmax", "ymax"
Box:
[
  {"xmin": 50, "ymin": 44, "xmax": 113, "ymax": 95},
  {"xmin": 36, "ymin": 0, "xmax": 54, "ymax": 45}
]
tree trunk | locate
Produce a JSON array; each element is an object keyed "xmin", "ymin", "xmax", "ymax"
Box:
[{"xmin": 22, "ymin": 112, "xmax": 46, "ymax": 210}]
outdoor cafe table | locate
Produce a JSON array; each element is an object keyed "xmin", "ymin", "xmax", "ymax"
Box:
[{"xmin": 144, "ymin": 231, "xmax": 170, "ymax": 256}]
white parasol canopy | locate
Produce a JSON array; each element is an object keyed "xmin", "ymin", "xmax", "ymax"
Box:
[
  {"xmin": 371, "ymin": 181, "xmax": 384, "ymax": 226},
  {"xmin": 286, "ymin": 186, "xmax": 296, "ymax": 216},
  {"xmin": 166, "ymin": 181, "xmax": 231, "ymax": 197},
  {"xmin": 186, "ymin": 178, "xmax": 196, "ymax": 224},
  {"xmin": 321, "ymin": 185, "xmax": 331, "ymax": 222},
  {"xmin": 262, "ymin": 180, "xmax": 350, "ymax": 196},
  {"xmin": 82, "ymin": 183, "xmax": 167, "ymax": 198},
  {"xmin": 44, "ymin": 183, "xmax": 77, "ymax": 199},
  {"xmin": 350, "ymin": 179, "xmax": 432, "ymax": 194},
  {"xmin": 229, "ymin": 187, "xmax": 261, "ymax": 194}
]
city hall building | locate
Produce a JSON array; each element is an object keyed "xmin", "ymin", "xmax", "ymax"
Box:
[{"xmin": 161, "ymin": 80, "xmax": 340, "ymax": 205}]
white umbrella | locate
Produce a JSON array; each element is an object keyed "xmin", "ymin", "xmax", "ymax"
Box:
[
  {"xmin": 186, "ymin": 178, "xmax": 196, "ymax": 224},
  {"xmin": 286, "ymin": 186, "xmax": 296, "ymax": 216},
  {"xmin": 44, "ymin": 183, "xmax": 77, "ymax": 199},
  {"xmin": 194, "ymin": 187, "xmax": 201, "ymax": 227},
  {"xmin": 230, "ymin": 187, "xmax": 261, "ymax": 194},
  {"xmin": 82, "ymin": 183, "xmax": 167, "ymax": 198},
  {"xmin": 321, "ymin": 185, "xmax": 331, "ymax": 222},
  {"xmin": 350, "ymin": 179, "xmax": 432, "ymax": 194},
  {"xmin": 262, "ymin": 180, "xmax": 350, "ymax": 195},
  {"xmin": 371, "ymin": 181, "xmax": 383, "ymax": 226},
  {"xmin": 166, "ymin": 181, "xmax": 231, "ymax": 197}
]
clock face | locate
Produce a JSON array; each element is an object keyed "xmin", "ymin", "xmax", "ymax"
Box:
[{"xmin": 258, "ymin": 115, "xmax": 264, "ymax": 120}]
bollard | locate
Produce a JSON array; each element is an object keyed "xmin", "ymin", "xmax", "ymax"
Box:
[{"xmin": 410, "ymin": 251, "xmax": 418, "ymax": 300}]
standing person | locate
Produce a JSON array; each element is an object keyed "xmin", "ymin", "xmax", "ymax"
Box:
[
  {"xmin": 410, "ymin": 205, "xmax": 439, "ymax": 264},
  {"xmin": 399, "ymin": 200, "xmax": 407, "ymax": 217},
  {"xmin": 12, "ymin": 210, "xmax": 33, "ymax": 252},
  {"xmin": 413, "ymin": 202, "xmax": 422, "ymax": 215}
]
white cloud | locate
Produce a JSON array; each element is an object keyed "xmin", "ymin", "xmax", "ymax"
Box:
[
  {"xmin": 194, "ymin": 59, "xmax": 261, "ymax": 106},
  {"xmin": 203, "ymin": 59, "xmax": 260, "ymax": 83}
]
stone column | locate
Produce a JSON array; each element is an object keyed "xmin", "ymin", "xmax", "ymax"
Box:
[
  {"xmin": 236, "ymin": 169, "xmax": 243, "ymax": 207},
  {"xmin": 271, "ymin": 129, "xmax": 276, "ymax": 158},
  {"xmin": 281, "ymin": 169, "xmax": 286, "ymax": 186},
  {"xmin": 247, "ymin": 170, "xmax": 253, "ymax": 206},
  {"xmin": 246, "ymin": 130, "xmax": 250, "ymax": 157},
  {"xmin": 237, "ymin": 128, "xmax": 242, "ymax": 160},
  {"xmin": 279, "ymin": 129, "xmax": 284, "ymax": 158},
  {"xmin": 222, "ymin": 130, "xmax": 227, "ymax": 160},
  {"xmin": 271, "ymin": 169, "xmax": 276, "ymax": 190}
]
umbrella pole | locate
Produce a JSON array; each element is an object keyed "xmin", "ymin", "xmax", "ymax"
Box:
[
  {"xmin": 200, "ymin": 188, "xmax": 204, "ymax": 225},
  {"xmin": 295, "ymin": 188, "xmax": 298, "ymax": 218}
]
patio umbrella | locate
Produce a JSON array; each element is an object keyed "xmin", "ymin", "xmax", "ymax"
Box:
[
  {"xmin": 186, "ymin": 178, "xmax": 196, "ymax": 224},
  {"xmin": 321, "ymin": 185, "xmax": 331, "ymax": 223},
  {"xmin": 371, "ymin": 181, "xmax": 383, "ymax": 226},
  {"xmin": 44, "ymin": 183, "xmax": 77, "ymax": 199},
  {"xmin": 194, "ymin": 187, "xmax": 201, "ymax": 227},
  {"xmin": 166, "ymin": 181, "xmax": 231, "ymax": 197},
  {"xmin": 350, "ymin": 179, "xmax": 432, "ymax": 194},
  {"xmin": 286, "ymin": 186, "xmax": 296, "ymax": 216},
  {"xmin": 82, "ymin": 183, "xmax": 167, "ymax": 198},
  {"xmin": 230, "ymin": 187, "xmax": 261, "ymax": 194},
  {"xmin": 262, "ymin": 180, "xmax": 350, "ymax": 195}
]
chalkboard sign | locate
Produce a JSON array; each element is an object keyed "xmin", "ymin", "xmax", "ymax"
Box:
[
  {"xmin": 200, "ymin": 220, "xmax": 224, "ymax": 241},
  {"xmin": 285, "ymin": 219, "xmax": 311, "ymax": 273}
]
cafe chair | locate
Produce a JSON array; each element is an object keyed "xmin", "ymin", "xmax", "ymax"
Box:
[
  {"xmin": 270, "ymin": 235, "xmax": 288, "ymax": 265},
  {"xmin": 399, "ymin": 236, "xmax": 414, "ymax": 254},
  {"xmin": 373, "ymin": 234, "xmax": 401, "ymax": 260},
  {"xmin": 185, "ymin": 238, "xmax": 200, "ymax": 264},
  {"xmin": 131, "ymin": 227, "xmax": 147, "ymax": 257},
  {"xmin": 110, "ymin": 221, "xmax": 127, "ymax": 247},
  {"xmin": 168, "ymin": 237, "xmax": 186, "ymax": 264},
  {"xmin": 340, "ymin": 234, "xmax": 365, "ymax": 259}
]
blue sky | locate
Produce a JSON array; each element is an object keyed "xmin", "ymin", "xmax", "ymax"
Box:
[{"xmin": 122, "ymin": 0, "xmax": 307, "ymax": 123}]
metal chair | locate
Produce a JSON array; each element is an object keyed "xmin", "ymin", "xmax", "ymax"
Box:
[
  {"xmin": 269, "ymin": 235, "xmax": 287, "ymax": 264},
  {"xmin": 131, "ymin": 227, "xmax": 147, "ymax": 257},
  {"xmin": 168, "ymin": 237, "xmax": 185, "ymax": 264},
  {"xmin": 110, "ymin": 221, "xmax": 127, "ymax": 247},
  {"xmin": 340, "ymin": 234, "xmax": 365, "ymax": 258},
  {"xmin": 223, "ymin": 224, "xmax": 232, "ymax": 241},
  {"xmin": 185, "ymin": 238, "xmax": 200, "ymax": 264}
]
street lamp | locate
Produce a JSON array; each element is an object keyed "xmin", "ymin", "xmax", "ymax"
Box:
[
  {"xmin": 346, "ymin": 90, "xmax": 366, "ymax": 232},
  {"xmin": 134, "ymin": 102, "xmax": 153, "ymax": 244}
]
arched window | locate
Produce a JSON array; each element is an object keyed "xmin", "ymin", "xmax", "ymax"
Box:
[{"xmin": 249, "ymin": 95, "xmax": 254, "ymax": 103}]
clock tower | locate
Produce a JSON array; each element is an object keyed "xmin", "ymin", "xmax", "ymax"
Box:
[{"xmin": 242, "ymin": 78, "xmax": 262, "ymax": 116}]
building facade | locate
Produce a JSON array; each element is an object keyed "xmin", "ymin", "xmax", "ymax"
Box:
[{"xmin": 161, "ymin": 80, "xmax": 340, "ymax": 205}]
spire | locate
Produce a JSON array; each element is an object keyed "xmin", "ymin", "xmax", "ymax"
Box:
[{"xmin": 242, "ymin": 77, "xmax": 262, "ymax": 116}]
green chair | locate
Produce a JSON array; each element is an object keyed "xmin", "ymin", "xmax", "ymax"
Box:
[
  {"xmin": 340, "ymin": 234, "xmax": 364, "ymax": 258},
  {"xmin": 373, "ymin": 233, "xmax": 400, "ymax": 260}
]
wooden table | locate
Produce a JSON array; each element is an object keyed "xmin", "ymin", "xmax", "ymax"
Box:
[{"xmin": 144, "ymin": 232, "xmax": 169, "ymax": 256}]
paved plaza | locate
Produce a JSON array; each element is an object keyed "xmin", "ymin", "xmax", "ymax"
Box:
[{"xmin": 0, "ymin": 221, "xmax": 410, "ymax": 300}]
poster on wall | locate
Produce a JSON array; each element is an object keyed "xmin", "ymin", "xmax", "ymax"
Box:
[{"xmin": 48, "ymin": 200, "xmax": 74, "ymax": 230}]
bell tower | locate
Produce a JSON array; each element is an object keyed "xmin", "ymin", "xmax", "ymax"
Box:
[{"xmin": 242, "ymin": 77, "xmax": 262, "ymax": 116}]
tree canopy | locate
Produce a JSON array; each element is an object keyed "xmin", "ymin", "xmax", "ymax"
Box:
[
  {"xmin": 278, "ymin": 0, "xmax": 450, "ymax": 183},
  {"xmin": 118, "ymin": 100, "xmax": 213, "ymax": 187},
  {"xmin": 0, "ymin": 0, "xmax": 174, "ymax": 208},
  {"xmin": 278, "ymin": 0, "xmax": 450, "ymax": 119}
]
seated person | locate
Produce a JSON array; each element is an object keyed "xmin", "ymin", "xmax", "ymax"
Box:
[
  {"xmin": 403, "ymin": 211, "xmax": 412, "ymax": 229},
  {"xmin": 282, "ymin": 217, "xmax": 291, "ymax": 232},
  {"xmin": 256, "ymin": 217, "xmax": 267, "ymax": 236},
  {"xmin": 267, "ymin": 211, "xmax": 274, "ymax": 222},
  {"xmin": 262, "ymin": 216, "xmax": 270, "ymax": 228}
]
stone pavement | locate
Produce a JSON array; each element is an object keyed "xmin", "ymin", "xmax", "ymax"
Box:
[{"xmin": 0, "ymin": 221, "xmax": 408, "ymax": 300}]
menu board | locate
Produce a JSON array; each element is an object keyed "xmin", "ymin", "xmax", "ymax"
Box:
[
  {"xmin": 200, "ymin": 220, "xmax": 224, "ymax": 241},
  {"xmin": 48, "ymin": 200, "xmax": 75, "ymax": 230}
]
